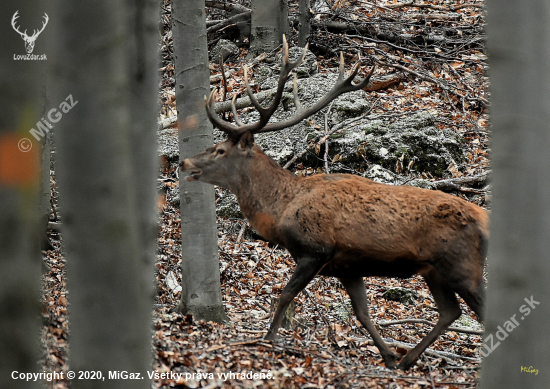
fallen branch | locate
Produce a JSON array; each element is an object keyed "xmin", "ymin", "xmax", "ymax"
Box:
[
  {"xmin": 209, "ymin": 70, "xmax": 236, "ymax": 83},
  {"xmin": 382, "ymin": 1, "xmax": 483, "ymax": 11},
  {"xmin": 319, "ymin": 20, "xmax": 450, "ymax": 46},
  {"xmin": 378, "ymin": 59, "xmax": 489, "ymax": 105},
  {"xmin": 206, "ymin": 338, "xmax": 263, "ymax": 353},
  {"xmin": 378, "ymin": 318, "xmax": 484, "ymax": 335},
  {"xmin": 432, "ymin": 171, "xmax": 490, "ymax": 192},
  {"xmin": 365, "ymin": 338, "xmax": 481, "ymax": 363},
  {"xmin": 206, "ymin": 11, "xmax": 251, "ymax": 35},
  {"xmin": 205, "ymin": 1, "xmax": 249, "ymax": 14}
]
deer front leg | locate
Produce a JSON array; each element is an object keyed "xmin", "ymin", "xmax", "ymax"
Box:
[
  {"xmin": 265, "ymin": 256, "xmax": 324, "ymax": 341},
  {"xmin": 339, "ymin": 277, "xmax": 398, "ymax": 369}
]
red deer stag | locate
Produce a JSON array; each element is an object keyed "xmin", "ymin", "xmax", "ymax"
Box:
[{"xmin": 180, "ymin": 37, "xmax": 488, "ymax": 370}]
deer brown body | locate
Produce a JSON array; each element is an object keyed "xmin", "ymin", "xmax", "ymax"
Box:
[{"xmin": 180, "ymin": 38, "xmax": 488, "ymax": 370}]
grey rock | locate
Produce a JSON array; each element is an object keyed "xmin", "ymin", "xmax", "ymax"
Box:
[
  {"xmin": 382, "ymin": 287, "xmax": 419, "ymax": 305},
  {"xmin": 210, "ymin": 39, "xmax": 240, "ymax": 63}
]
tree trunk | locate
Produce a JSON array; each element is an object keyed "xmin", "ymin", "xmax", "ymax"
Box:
[
  {"xmin": 0, "ymin": 4, "xmax": 44, "ymax": 387},
  {"xmin": 49, "ymin": 1, "xmax": 157, "ymax": 387},
  {"xmin": 249, "ymin": 0, "xmax": 289, "ymax": 56},
  {"xmin": 298, "ymin": 0, "xmax": 311, "ymax": 47},
  {"xmin": 173, "ymin": 0, "xmax": 228, "ymax": 322},
  {"xmin": 127, "ymin": 0, "xmax": 160, "ymax": 299},
  {"xmin": 481, "ymin": 0, "xmax": 550, "ymax": 387}
]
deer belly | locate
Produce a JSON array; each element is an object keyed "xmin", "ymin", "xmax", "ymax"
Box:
[{"xmin": 319, "ymin": 250, "xmax": 428, "ymax": 279}]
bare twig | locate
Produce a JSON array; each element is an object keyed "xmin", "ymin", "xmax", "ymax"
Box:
[
  {"xmin": 282, "ymin": 115, "xmax": 365, "ymax": 169},
  {"xmin": 323, "ymin": 101, "xmax": 336, "ymax": 174}
]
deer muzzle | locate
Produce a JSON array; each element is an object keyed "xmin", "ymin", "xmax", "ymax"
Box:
[{"xmin": 179, "ymin": 159, "xmax": 202, "ymax": 181}]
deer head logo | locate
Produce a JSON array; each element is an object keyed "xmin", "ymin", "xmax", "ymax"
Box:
[{"xmin": 11, "ymin": 11, "xmax": 49, "ymax": 54}]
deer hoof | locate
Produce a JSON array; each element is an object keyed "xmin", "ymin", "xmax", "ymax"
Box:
[
  {"xmin": 397, "ymin": 357, "xmax": 414, "ymax": 370},
  {"xmin": 264, "ymin": 331, "xmax": 277, "ymax": 341},
  {"xmin": 383, "ymin": 354, "xmax": 398, "ymax": 369}
]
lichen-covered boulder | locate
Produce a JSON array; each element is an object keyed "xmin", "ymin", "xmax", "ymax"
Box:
[
  {"xmin": 329, "ymin": 112, "xmax": 464, "ymax": 177},
  {"xmin": 210, "ymin": 39, "xmax": 240, "ymax": 63}
]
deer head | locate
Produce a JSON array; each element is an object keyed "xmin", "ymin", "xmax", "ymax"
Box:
[{"xmin": 12, "ymin": 11, "xmax": 49, "ymax": 54}]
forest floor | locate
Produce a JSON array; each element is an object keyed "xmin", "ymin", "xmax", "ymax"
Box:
[{"xmin": 41, "ymin": 1, "xmax": 489, "ymax": 388}]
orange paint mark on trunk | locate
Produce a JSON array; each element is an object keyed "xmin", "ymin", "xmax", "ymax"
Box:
[{"xmin": 0, "ymin": 133, "xmax": 39, "ymax": 187}]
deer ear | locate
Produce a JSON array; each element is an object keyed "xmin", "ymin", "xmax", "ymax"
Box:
[{"xmin": 238, "ymin": 131, "xmax": 254, "ymax": 150}]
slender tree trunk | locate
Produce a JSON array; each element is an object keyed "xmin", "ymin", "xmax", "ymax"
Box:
[
  {"xmin": 298, "ymin": 0, "xmax": 311, "ymax": 47},
  {"xmin": 249, "ymin": 0, "xmax": 289, "ymax": 56},
  {"xmin": 0, "ymin": 4, "xmax": 44, "ymax": 387},
  {"xmin": 481, "ymin": 0, "xmax": 550, "ymax": 387},
  {"xmin": 173, "ymin": 0, "xmax": 228, "ymax": 322},
  {"xmin": 49, "ymin": 1, "xmax": 157, "ymax": 387},
  {"xmin": 127, "ymin": 0, "xmax": 160, "ymax": 300}
]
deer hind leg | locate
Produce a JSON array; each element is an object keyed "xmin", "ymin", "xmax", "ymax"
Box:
[
  {"xmin": 265, "ymin": 256, "xmax": 324, "ymax": 341},
  {"xmin": 397, "ymin": 268, "xmax": 461, "ymax": 370},
  {"xmin": 339, "ymin": 277, "xmax": 398, "ymax": 369},
  {"xmin": 446, "ymin": 257, "xmax": 485, "ymax": 322},
  {"xmin": 453, "ymin": 274, "xmax": 485, "ymax": 322}
]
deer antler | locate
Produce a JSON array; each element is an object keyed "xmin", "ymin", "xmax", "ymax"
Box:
[
  {"xmin": 205, "ymin": 35, "xmax": 307, "ymax": 141},
  {"xmin": 205, "ymin": 37, "xmax": 375, "ymax": 140},
  {"xmin": 257, "ymin": 55, "xmax": 375, "ymax": 134},
  {"xmin": 11, "ymin": 11, "xmax": 48, "ymax": 39},
  {"xmin": 31, "ymin": 13, "xmax": 49, "ymax": 39},
  {"xmin": 11, "ymin": 11, "xmax": 27, "ymax": 38}
]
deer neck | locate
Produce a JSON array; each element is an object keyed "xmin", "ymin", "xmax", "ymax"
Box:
[{"xmin": 229, "ymin": 146, "xmax": 296, "ymax": 238}]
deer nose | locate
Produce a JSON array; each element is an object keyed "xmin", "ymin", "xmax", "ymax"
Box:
[{"xmin": 180, "ymin": 159, "xmax": 198, "ymax": 171}]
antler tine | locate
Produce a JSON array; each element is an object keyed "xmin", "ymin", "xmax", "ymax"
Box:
[
  {"xmin": 338, "ymin": 52, "xmax": 345, "ymax": 81},
  {"xmin": 292, "ymin": 74, "xmax": 303, "ymax": 112},
  {"xmin": 242, "ymin": 65, "xmax": 264, "ymax": 115},
  {"xmin": 11, "ymin": 11, "xmax": 25, "ymax": 37},
  {"xmin": 11, "ymin": 10, "xmax": 19, "ymax": 24},
  {"xmin": 204, "ymin": 89, "xmax": 242, "ymax": 141},
  {"xmin": 230, "ymin": 95, "xmax": 244, "ymax": 126},
  {"xmin": 242, "ymin": 35, "xmax": 308, "ymax": 134},
  {"xmin": 32, "ymin": 13, "xmax": 48, "ymax": 38}
]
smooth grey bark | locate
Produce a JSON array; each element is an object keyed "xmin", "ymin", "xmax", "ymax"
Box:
[
  {"xmin": 172, "ymin": 0, "xmax": 228, "ymax": 322},
  {"xmin": 0, "ymin": 4, "xmax": 44, "ymax": 387},
  {"xmin": 298, "ymin": 0, "xmax": 311, "ymax": 47},
  {"xmin": 127, "ymin": 0, "xmax": 160, "ymax": 301},
  {"xmin": 249, "ymin": 0, "xmax": 289, "ymax": 56},
  {"xmin": 49, "ymin": 1, "xmax": 157, "ymax": 387},
  {"xmin": 481, "ymin": 0, "xmax": 550, "ymax": 387}
]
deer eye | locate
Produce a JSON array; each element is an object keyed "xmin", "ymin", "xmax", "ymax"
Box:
[{"xmin": 215, "ymin": 148, "xmax": 225, "ymax": 156}]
